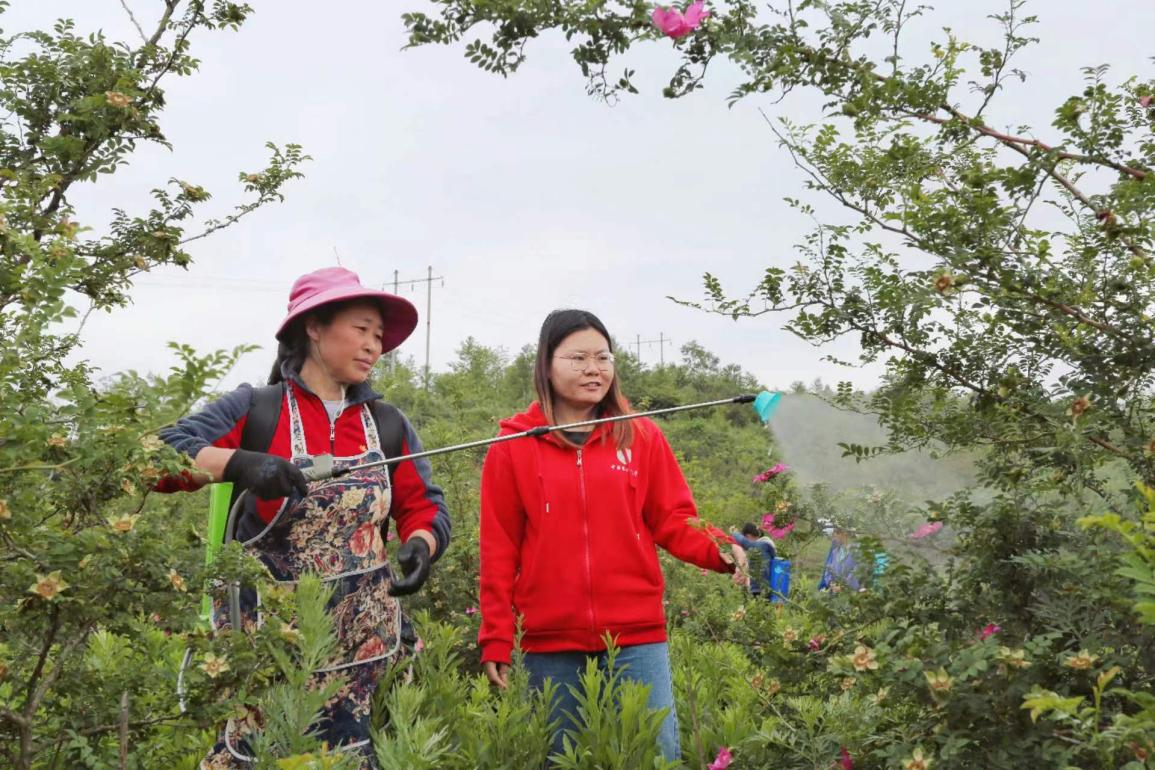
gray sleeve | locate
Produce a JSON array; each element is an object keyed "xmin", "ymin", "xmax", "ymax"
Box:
[{"xmin": 158, "ymin": 383, "xmax": 254, "ymax": 458}]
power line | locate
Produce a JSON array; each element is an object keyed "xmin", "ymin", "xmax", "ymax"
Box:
[
  {"xmin": 135, "ymin": 275, "xmax": 290, "ymax": 292},
  {"xmin": 631, "ymin": 332, "xmax": 672, "ymax": 366}
]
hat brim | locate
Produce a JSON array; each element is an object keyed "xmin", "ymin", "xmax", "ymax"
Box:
[{"xmin": 275, "ymin": 287, "xmax": 419, "ymax": 353}]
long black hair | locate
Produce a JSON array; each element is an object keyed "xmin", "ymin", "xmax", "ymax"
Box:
[
  {"xmin": 267, "ymin": 299, "xmax": 354, "ymax": 385},
  {"xmin": 533, "ymin": 309, "xmax": 633, "ymax": 449}
]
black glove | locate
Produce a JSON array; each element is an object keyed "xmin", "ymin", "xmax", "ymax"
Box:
[
  {"xmin": 222, "ymin": 448, "xmax": 309, "ymax": 500},
  {"xmin": 388, "ymin": 537, "xmax": 432, "ymax": 597}
]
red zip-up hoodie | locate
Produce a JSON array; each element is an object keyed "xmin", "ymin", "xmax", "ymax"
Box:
[{"xmin": 478, "ymin": 402, "xmax": 734, "ymax": 665}]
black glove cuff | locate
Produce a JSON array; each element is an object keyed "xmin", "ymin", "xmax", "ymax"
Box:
[
  {"xmin": 405, "ymin": 537, "xmax": 431, "ymax": 556},
  {"xmin": 221, "ymin": 448, "xmax": 257, "ymax": 483}
]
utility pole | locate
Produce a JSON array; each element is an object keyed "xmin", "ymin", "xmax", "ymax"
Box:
[
  {"xmin": 632, "ymin": 333, "xmax": 672, "ymax": 367},
  {"xmin": 390, "ymin": 270, "xmax": 399, "ymax": 372},
  {"xmin": 425, "ymin": 266, "xmax": 433, "ymax": 391},
  {"xmin": 386, "ymin": 268, "xmax": 444, "ymax": 390}
]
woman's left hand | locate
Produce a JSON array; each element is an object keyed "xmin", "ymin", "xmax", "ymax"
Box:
[{"xmin": 389, "ymin": 537, "xmax": 432, "ymax": 596}]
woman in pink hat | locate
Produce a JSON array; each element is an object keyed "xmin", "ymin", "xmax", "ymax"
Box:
[{"xmin": 160, "ymin": 267, "xmax": 451, "ymax": 768}]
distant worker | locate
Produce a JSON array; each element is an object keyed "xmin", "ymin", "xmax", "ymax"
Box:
[
  {"xmin": 818, "ymin": 525, "xmax": 860, "ymax": 591},
  {"xmin": 731, "ymin": 523, "xmax": 777, "ymax": 600}
]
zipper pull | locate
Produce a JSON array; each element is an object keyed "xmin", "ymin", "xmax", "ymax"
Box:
[
  {"xmin": 576, "ymin": 448, "xmax": 582, "ymax": 467},
  {"xmin": 329, "ymin": 419, "xmax": 336, "ymax": 450}
]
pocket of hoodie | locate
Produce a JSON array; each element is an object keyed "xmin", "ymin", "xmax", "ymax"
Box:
[
  {"xmin": 627, "ymin": 472, "xmax": 662, "ymax": 588},
  {"xmin": 515, "ymin": 445, "xmax": 549, "ymax": 589},
  {"xmin": 513, "ymin": 498, "xmax": 588, "ymax": 632},
  {"xmin": 520, "ymin": 498, "xmax": 550, "ymax": 585}
]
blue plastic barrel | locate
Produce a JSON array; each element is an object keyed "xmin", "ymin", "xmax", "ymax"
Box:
[{"xmin": 770, "ymin": 559, "xmax": 792, "ymax": 603}]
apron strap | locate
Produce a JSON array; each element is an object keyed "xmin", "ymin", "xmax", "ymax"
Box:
[
  {"xmin": 360, "ymin": 403, "xmax": 383, "ymax": 457},
  {"xmin": 285, "ymin": 384, "xmax": 309, "ymax": 459}
]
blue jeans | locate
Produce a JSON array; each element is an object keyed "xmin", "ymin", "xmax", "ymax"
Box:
[{"xmin": 523, "ymin": 642, "xmax": 680, "ymax": 762}]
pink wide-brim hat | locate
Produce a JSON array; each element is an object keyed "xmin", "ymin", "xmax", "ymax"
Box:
[{"xmin": 276, "ymin": 267, "xmax": 418, "ymax": 352}]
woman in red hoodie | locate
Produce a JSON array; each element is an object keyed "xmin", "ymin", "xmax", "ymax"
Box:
[{"xmin": 478, "ymin": 309, "xmax": 747, "ymax": 762}]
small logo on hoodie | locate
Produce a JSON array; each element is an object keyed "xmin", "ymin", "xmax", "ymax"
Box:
[{"xmin": 611, "ymin": 448, "xmax": 633, "ymax": 472}]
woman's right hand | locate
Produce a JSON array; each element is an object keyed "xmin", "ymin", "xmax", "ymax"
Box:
[
  {"xmin": 483, "ymin": 661, "xmax": 511, "ymax": 689},
  {"xmin": 729, "ymin": 543, "xmax": 751, "ymax": 589},
  {"xmin": 222, "ymin": 448, "xmax": 309, "ymax": 500}
]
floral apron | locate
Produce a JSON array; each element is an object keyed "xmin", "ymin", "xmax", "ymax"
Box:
[{"xmin": 202, "ymin": 387, "xmax": 412, "ymax": 769}]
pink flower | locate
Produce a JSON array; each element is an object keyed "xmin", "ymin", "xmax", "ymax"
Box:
[
  {"xmin": 768, "ymin": 521, "xmax": 795, "ymax": 540},
  {"xmin": 753, "ymin": 462, "xmax": 789, "ymax": 483},
  {"xmin": 979, "ymin": 623, "xmax": 1002, "ymax": 640},
  {"xmin": 808, "ymin": 634, "xmax": 826, "ymax": 652},
  {"xmin": 707, "ymin": 746, "xmax": 733, "ymax": 770},
  {"xmin": 465, "ymin": 606, "xmax": 479, "ymax": 616},
  {"xmin": 1140, "ymin": 95, "xmax": 1153, "ymax": 108},
  {"xmin": 652, "ymin": 1, "xmax": 709, "ymax": 39},
  {"xmin": 839, "ymin": 747, "xmax": 854, "ymax": 770},
  {"xmin": 910, "ymin": 521, "xmax": 944, "ymax": 539}
]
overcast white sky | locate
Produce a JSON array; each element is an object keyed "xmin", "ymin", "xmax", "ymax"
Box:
[{"xmin": 6, "ymin": 1, "xmax": 1152, "ymax": 391}]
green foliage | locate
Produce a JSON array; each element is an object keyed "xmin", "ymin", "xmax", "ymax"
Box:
[
  {"xmin": 247, "ymin": 575, "xmax": 359, "ymax": 769},
  {"xmin": 1082, "ymin": 484, "xmax": 1155, "ymax": 624},
  {"xmin": 0, "ymin": 4, "xmax": 307, "ymax": 768},
  {"xmin": 373, "ymin": 684, "xmax": 454, "ymax": 770},
  {"xmin": 370, "ymin": 613, "xmax": 556, "ymax": 769}
]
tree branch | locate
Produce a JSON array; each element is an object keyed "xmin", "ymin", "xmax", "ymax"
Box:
[
  {"xmin": 0, "ymin": 707, "xmax": 30, "ymax": 729},
  {"xmin": 117, "ymin": 0, "xmax": 149, "ymax": 44},
  {"xmin": 118, "ymin": 691, "xmax": 129, "ymax": 770},
  {"xmin": 909, "ymin": 106, "xmax": 1149, "ymax": 259},
  {"xmin": 913, "ymin": 105, "xmax": 1148, "ymax": 180},
  {"xmin": 143, "ymin": 0, "xmax": 180, "ymax": 52},
  {"xmin": 143, "ymin": 4, "xmax": 199, "ymax": 94},
  {"xmin": 27, "ymin": 627, "xmax": 91, "ymax": 722},
  {"xmin": 22, "ymin": 607, "xmax": 61, "ymax": 712},
  {"xmin": 74, "ymin": 712, "xmax": 186, "ymax": 739},
  {"xmin": 845, "ymin": 47, "xmax": 1152, "ymax": 182},
  {"xmin": 860, "ymin": 326, "xmax": 1130, "ymax": 459},
  {"xmin": 764, "ymin": 110, "xmax": 1132, "ymax": 340}
]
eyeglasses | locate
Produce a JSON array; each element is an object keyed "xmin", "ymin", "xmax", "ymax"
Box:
[{"xmin": 555, "ymin": 352, "xmax": 615, "ymax": 372}]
